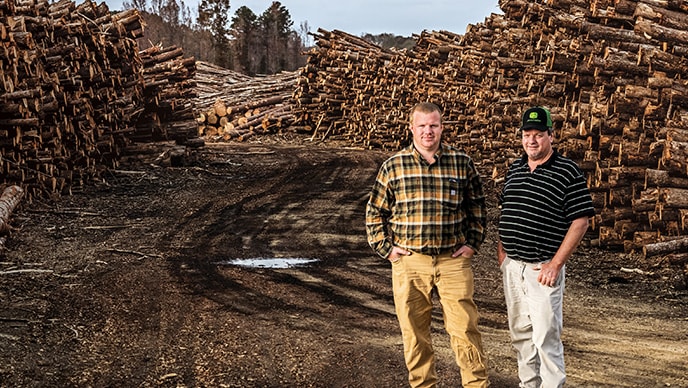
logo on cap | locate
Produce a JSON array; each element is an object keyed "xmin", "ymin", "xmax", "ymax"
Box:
[{"xmin": 520, "ymin": 107, "xmax": 552, "ymax": 132}]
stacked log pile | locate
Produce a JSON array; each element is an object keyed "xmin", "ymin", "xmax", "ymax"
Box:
[
  {"xmin": 135, "ymin": 44, "xmax": 198, "ymax": 143},
  {"xmin": 194, "ymin": 63, "xmax": 298, "ymax": 141},
  {"xmin": 194, "ymin": 61, "xmax": 253, "ymax": 96},
  {"xmin": 492, "ymin": 0, "xmax": 688, "ymax": 252},
  {"xmin": 0, "ymin": 0, "xmax": 144, "ymax": 197},
  {"xmin": 292, "ymin": 0, "xmax": 688, "ymax": 251},
  {"xmin": 293, "ymin": 30, "xmax": 409, "ymax": 147},
  {"xmin": 0, "ymin": 0, "xmax": 198, "ymax": 198}
]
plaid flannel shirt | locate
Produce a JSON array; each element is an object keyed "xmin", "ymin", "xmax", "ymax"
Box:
[{"xmin": 366, "ymin": 143, "xmax": 486, "ymax": 259}]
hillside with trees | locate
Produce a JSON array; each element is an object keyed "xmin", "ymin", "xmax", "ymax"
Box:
[
  {"xmin": 120, "ymin": 0, "xmax": 306, "ymax": 74},
  {"xmin": 118, "ymin": 0, "xmax": 414, "ymax": 75}
]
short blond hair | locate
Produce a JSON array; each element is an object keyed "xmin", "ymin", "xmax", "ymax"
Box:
[{"xmin": 410, "ymin": 102, "xmax": 442, "ymax": 125}]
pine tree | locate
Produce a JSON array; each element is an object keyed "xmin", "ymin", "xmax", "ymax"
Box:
[
  {"xmin": 197, "ymin": 0, "xmax": 232, "ymax": 68},
  {"xmin": 230, "ymin": 6, "xmax": 258, "ymax": 75}
]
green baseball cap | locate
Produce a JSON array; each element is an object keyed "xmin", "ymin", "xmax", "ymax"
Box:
[{"xmin": 520, "ymin": 106, "xmax": 553, "ymax": 131}]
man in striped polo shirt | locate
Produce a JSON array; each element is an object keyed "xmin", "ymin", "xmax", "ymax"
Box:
[
  {"xmin": 497, "ymin": 106, "xmax": 595, "ymax": 388},
  {"xmin": 366, "ymin": 102, "xmax": 489, "ymax": 387}
]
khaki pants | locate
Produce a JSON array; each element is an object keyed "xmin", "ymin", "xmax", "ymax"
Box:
[{"xmin": 392, "ymin": 251, "xmax": 489, "ymax": 388}]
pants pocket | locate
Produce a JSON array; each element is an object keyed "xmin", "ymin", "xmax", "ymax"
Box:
[{"xmin": 499, "ymin": 255, "xmax": 510, "ymax": 272}]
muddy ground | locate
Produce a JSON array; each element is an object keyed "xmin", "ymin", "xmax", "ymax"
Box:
[{"xmin": 0, "ymin": 137, "xmax": 686, "ymax": 387}]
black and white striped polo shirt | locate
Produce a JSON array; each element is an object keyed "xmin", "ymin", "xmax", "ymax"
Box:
[{"xmin": 498, "ymin": 150, "xmax": 595, "ymax": 263}]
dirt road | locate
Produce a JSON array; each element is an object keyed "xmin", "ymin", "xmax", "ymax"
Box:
[{"xmin": 0, "ymin": 141, "xmax": 686, "ymax": 387}]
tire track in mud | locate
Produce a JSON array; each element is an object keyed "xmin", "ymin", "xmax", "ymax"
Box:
[{"xmin": 170, "ymin": 145, "xmax": 388, "ymax": 261}]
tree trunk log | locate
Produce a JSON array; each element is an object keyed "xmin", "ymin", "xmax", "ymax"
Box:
[
  {"xmin": 0, "ymin": 185, "xmax": 24, "ymax": 235},
  {"xmin": 643, "ymin": 236, "xmax": 688, "ymax": 257}
]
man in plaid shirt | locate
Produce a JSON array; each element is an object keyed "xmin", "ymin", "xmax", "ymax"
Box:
[{"xmin": 366, "ymin": 102, "xmax": 489, "ymax": 388}]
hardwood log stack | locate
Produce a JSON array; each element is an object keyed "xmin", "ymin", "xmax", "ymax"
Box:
[
  {"xmin": 291, "ymin": 0, "xmax": 688, "ymax": 253},
  {"xmin": 0, "ymin": 0, "xmax": 198, "ymax": 199}
]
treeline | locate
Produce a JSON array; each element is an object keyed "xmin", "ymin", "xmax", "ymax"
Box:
[
  {"xmin": 121, "ymin": 0, "xmax": 308, "ymax": 75},
  {"xmin": 117, "ymin": 0, "xmax": 415, "ymax": 75}
]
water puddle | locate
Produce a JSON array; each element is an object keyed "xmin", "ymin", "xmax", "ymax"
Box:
[{"xmin": 216, "ymin": 257, "xmax": 318, "ymax": 269}]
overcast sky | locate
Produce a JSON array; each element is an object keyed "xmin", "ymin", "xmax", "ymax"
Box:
[{"xmin": 106, "ymin": 0, "xmax": 502, "ymax": 37}]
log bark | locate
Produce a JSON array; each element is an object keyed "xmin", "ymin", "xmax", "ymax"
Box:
[
  {"xmin": 643, "ymin": 236, "xmax": 688, "ymax": 257},
  {"xmin": 659, "ymin": 187, "xmax": 688, "ymax": 208},
  {"xmin": 646, "ymin": 169, "xmax": 688, "ymax": 189},
  {"xmin": 635, "ymin": 18, "xmax": 688, "ymax": 45},
  {"xmin": 0, "ymin": 185, "xmax": 24, "ymax": 235},
  {"xmin": 634, "ymin": 3, "xmax": 688, "ymax": 31}
]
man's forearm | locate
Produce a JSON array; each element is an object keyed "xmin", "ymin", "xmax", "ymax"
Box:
[{"xmin": 551, "ymin": 217, "xmax": 589, "ymax": 268}]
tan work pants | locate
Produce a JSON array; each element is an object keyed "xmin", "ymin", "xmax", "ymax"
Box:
[{"xmin": 392, "ymin": 251, "xmax": 489, "ymax": 388}]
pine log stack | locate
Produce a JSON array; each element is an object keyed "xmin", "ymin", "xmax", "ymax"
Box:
[
  {"xmin": 134, "ymin": 44, "xmax": 198, "ymax": 144},
  {"xmin": 194, "ymin": 61, "xmax": 253, "ymax": 98},
  {"xmin": 293, "ymin": 30, "xmax": 410, "ymax": 147},
  {"xmin": 0, "ymin": 0, "xmax": 145, "ymax": 197},
  {"xmin": 291, "ymin": 0, "xmax": 688, "ymax": 252},
  {"xmin": 193, "ymin": 63, "xmax": 298, "ymax": 141},
  {"xmin": 0, "ymin": 0, "xmax": 198, "ymax": 199}
]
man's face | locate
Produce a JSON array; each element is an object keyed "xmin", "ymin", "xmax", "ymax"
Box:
[
  {"xmin": 410, "ymin": 110, "xmax": 443, "ymax": 152},
  {"xmin": 521, "ymin": 129, "xmax": 553, "ymax": 162}
]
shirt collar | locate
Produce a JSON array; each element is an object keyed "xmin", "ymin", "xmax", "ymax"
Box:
[{"xmin": 411, "ymin": 143, "xmax": 445, "ymax": 165}]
